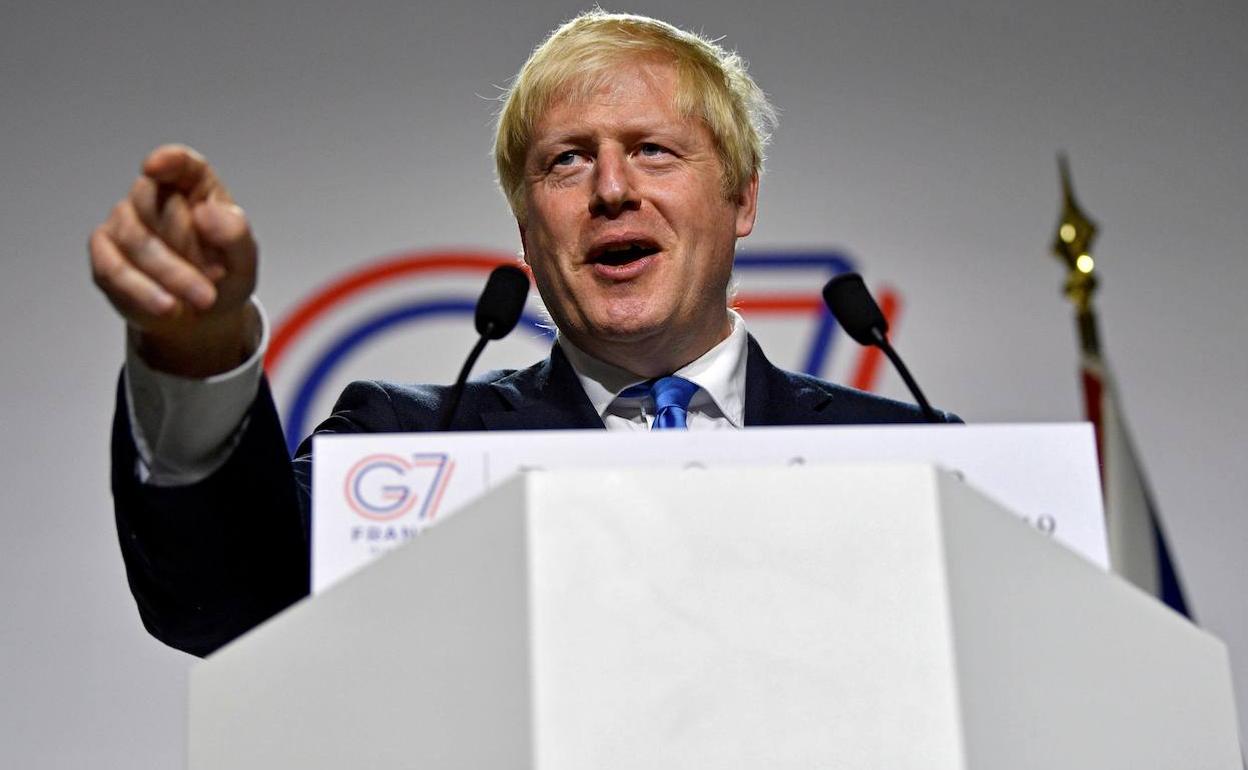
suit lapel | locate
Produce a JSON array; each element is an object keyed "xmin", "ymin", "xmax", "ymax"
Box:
[
  {"xmin": 479, "ymin": 345, "xmax": 605, "ymax": 431},
  {"xmin": 742, "ymin": 335, "xmax": 836, "ymax": 426}
]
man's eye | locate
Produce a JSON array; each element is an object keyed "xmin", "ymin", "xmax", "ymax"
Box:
[
  {"xmin": 553, "ymin": 151, "xmax": 579, "ymax": 167},
  {"xmin": 639, "ymin": 143, "xmax": 668, "ymax": 157}
]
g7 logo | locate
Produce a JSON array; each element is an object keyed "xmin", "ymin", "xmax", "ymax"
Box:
[{"xmin": 343, "ymin": 453, "xmax": 455, "ymax": 522}]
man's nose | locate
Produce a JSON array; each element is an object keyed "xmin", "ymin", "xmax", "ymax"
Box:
[{"xmin": 589, "ymin": 147, "xmax": 639, "ymax": 217}]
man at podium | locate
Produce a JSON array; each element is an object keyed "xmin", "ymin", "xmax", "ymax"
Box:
[{"xmin": 90, "ymin": 11, "xmax": 943, "ymax": 655}]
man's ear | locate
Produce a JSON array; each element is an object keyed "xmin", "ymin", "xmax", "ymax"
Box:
[
  {"xmin": 517, "ymin": 221, "xmax": 530, "ymax": 265},
  {"xmin": 734, "ymin": 172, "xmax": 759, "ymax": 239}
]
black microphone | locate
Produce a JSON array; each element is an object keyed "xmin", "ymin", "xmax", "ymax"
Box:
[
  {"xmin": 474, "ymin": 264, "xmax": 530, "ymax": 340},
  {"xmin": 822, "ymin": 272, "xmax": 943, "ymax": 423},
  {"xmin": 438, "ymin": 265, "xmax": 530, "ymax": 430}
]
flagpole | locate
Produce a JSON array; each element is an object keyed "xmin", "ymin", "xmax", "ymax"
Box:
[{"xmin": 1050, "ymin": 156, "xmax": 1192, "ymax": 617}]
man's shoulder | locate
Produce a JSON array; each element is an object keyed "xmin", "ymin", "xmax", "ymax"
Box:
[
  {"xmin": 365, "ymin": 365, "xmax": 529, "ymax": 406},
  {"xmin": 745, "ymin": 339, "xmax": 958, "ymax": 425},
  {"xmin": 782, "ymin": 369, "xmax": 937, "ymax": 423},
  {"xmin": 342, "ymin": 362, "xmax": 537, "ymax": 428},
  {"xmin": 326, "ymin": 351, "xmax": 599, "ymax": 432}
]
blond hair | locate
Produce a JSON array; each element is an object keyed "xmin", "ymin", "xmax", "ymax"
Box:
[{"xmin": 494, "ymin": 9, "xmax": 777, "ymax": 219}]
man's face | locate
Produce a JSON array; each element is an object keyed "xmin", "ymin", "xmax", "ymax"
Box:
[{"xmin": 519, "ymin": 61, "xmax": 758, "ymax": 376}]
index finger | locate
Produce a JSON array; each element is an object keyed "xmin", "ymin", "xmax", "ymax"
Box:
[{"xmin": 140, "ymin": 144, "xmax": 234, "ymax": 203}]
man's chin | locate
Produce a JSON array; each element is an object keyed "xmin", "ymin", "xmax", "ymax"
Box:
[
  {"xmin": 579, "ymin": 320, "xmax": 665, "ymax": 346},
  {"xmin": 559, "ymin": 316, "xmax": 669, "ymax": 354}
]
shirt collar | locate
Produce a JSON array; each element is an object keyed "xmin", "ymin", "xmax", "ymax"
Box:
[{"xmin": 556, "ymin": 310, "xmax": 749, "ymax": 428}]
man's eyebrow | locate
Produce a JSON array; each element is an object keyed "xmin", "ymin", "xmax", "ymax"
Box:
[
  {"xmin": 532, "ymin": 130, "xmax": 592, "ymax": 148},
  {"xmin": 535, "ymin": 121, "xmax": 689, "ymax": 148}
]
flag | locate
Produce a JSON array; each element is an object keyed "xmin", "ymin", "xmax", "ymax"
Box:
[{"xmin": 1081, "ymin": 354, "xmax": 1191, "ymax": 616}]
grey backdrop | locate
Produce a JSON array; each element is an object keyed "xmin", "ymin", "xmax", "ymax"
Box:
[{"xmin": 2, "ymin": 0, "xmax": 1245, "ymax": 766}]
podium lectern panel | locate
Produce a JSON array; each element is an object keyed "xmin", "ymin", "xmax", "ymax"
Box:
[{"xmin": 189, "ymin": 465, "xmax": 1240, "ymax": 769}]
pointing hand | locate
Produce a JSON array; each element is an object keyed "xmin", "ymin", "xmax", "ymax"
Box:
[{"xmin": 90, "ymin": 145, "xmax": 260, "ymax": 377}]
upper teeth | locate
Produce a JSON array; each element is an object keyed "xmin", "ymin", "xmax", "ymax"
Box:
[{"xmin": 605, "ymin": 244, "xmax": 638, "ymax": 252}]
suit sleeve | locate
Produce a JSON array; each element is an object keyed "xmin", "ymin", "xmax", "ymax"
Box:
[{"xmin": 111, "ymin": 374, "xmax": 403, "ymax": 657}]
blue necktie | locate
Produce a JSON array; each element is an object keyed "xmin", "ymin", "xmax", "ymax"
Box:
[{"xmin": 624, "ymin": 376, "xmax": 700, "ymax": 430}]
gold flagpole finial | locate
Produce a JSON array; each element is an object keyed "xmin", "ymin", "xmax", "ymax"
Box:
[
  {"xmin": 1051, "ymin": 154, "xmax": 1102, "ymax": 354},
  {"xmin": 1052, "ymin": 154, "xmax": 1099, "ymax": 310}
]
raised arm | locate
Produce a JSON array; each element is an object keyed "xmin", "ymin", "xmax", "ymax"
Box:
[{"xmin": 94, "ymin": 146, "xmax": 307, "ymax": 656}]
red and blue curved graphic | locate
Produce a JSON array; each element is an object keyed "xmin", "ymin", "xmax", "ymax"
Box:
[{"xmin": 266, "ymin": 250, "xmax": 900, "ymax": 452}]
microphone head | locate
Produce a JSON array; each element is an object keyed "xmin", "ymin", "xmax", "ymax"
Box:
[
  {"xmin": 822, "ymin": 272, "xmax": 888, "ymax": 347},
  {"xmin": 475, "ymin": 265, "xmax": 530, "ymax": 340}
]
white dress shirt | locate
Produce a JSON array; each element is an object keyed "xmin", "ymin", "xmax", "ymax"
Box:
[
  {"xmin": 124, "ymin": 302, "xmax": 749, "ymax": 486},
  {"xmin": 557, "ymin": 310, "xmax": 748, "ymax": 430}
]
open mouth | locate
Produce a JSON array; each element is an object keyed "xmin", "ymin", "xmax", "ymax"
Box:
[{"xmin": 588, "ymin": 241, "xmax": 661, "ymax": 267}]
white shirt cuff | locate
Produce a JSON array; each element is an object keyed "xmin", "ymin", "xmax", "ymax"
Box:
[{"xmin": 123, "ymin": 299, "xmax": 270, "ymax": 487}]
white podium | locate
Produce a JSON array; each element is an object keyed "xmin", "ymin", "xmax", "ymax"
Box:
[{"xmin": 188, "ymin": 465, "xmax": 1240, "ymax": 769}]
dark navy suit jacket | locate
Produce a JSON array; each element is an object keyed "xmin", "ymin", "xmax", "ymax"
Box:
[{"xmin": 112, "ymin": 337, "xmax": 951, "ymax": 656}]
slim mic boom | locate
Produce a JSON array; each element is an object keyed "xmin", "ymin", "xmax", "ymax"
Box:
[
  {"xmin": 439, "ymin": 265, "xmax": 530, "ymax": 430},
  {"xmin": 822, "ymin": 273, "xmax": 943, "ymax": 423}
]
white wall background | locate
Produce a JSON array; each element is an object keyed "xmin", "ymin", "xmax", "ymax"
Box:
[{"xmin": 2, "ymin": 0, "xmax": 1244, "ymax": 766}]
